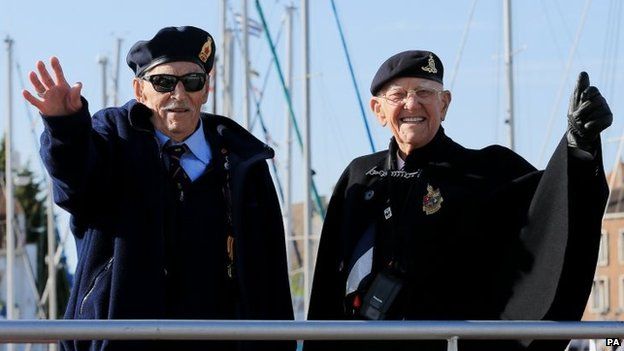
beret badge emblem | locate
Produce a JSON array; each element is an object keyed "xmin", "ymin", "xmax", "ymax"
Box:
[
  {"xmin": 198, "ymin": 37, "xmax": 213, "ymax": 63},
  {"xmin": 421, "ymin": 53, "xmax": 438, "ymax": 74}
]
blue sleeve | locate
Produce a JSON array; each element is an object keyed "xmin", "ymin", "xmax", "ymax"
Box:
[{"xmin": 40, "ymin": 98, "xmax": 116, "ymax": 232}]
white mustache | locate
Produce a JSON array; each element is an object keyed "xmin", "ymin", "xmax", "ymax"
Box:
[{"xmin": 162, "ymin": 102, "xmax": 190, "ymax": 110}]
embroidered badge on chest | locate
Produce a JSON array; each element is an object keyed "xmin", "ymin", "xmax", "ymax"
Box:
[{"xmin": 422, "ymin": 184, "xmax": 443, "ymax": 215}]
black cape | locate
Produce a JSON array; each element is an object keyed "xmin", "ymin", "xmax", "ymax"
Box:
[{"xmin": 306, "ymin": 129, "xmax": 607, "ymax": 351}]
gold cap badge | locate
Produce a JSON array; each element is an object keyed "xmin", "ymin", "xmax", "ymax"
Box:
[
  {"xmin": 198, "ymin": 36, "xmax": 213, "ymax": 63},
  {"xmin": 421, "ymin": 53, "xmax": 438, "ymax": 74},
  {"xmin": 422, "ymin": 184, "xmax": 443, "ymax": 215}
]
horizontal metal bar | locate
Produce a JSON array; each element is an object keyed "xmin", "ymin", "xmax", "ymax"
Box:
[{"xmin": 1, "ymin": 320, "xmax": 624, "ymax": 342}]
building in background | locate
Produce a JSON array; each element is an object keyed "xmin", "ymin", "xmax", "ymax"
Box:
[{"xmin": 584, "ymin": 163, "xmax": 624, "ymax": 321}]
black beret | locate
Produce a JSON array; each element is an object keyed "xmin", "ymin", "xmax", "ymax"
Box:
[
  {"xmin": 127, "ymin": 26, "xmax": 216, "ymax": 77},
  {"xmin": 370, "ymin": 50, "xmax": 444, "ymax": 95}
]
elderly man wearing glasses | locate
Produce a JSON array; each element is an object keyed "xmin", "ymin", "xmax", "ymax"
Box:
[
  {"xmin": 24, "ymin": 26, "xmax": 294, "ymax": 351},
  {"xmin": 306, "ymin": 50, "xmax": 613, "ymax": 351}
]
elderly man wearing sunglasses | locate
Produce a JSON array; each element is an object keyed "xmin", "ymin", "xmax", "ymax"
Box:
[{"xmin": 24, "ymin": 26, "xmax": 294, "ymax": 351}]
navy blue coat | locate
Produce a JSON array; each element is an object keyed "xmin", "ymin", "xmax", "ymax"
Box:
[{"xmin": 40, "ymin": 99, "xmax": 294, "ymax": 351}]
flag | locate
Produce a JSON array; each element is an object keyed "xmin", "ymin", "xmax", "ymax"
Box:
[{"xmin": 234, "ymin": 13, "xmax": 264, "ymax": 37}]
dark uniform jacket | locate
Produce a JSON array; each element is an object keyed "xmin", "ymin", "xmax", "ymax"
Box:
[
  {"xmin": 306, "ymin": 128, "xmax": 607, "ymax": 351},
  {"xmin": 40, "ymin": 99, "xmax": 294, "ymax": 351}
]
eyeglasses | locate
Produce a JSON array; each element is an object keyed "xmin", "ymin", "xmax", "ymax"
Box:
[
  {"xmin": 380, "ymin": 87, "xmax": 442, "ymax": 105},
  {"xmin": 141, "ymin": 73, "xmax": 207, "ymax": 93}
]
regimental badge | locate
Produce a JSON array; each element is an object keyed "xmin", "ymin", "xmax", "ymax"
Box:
[
  {"xmin": 422, "ymin": 184, "xmax": 443, "ymax": 215},
  {"xmin": 198, "ymin": 36, "xmax": 213, "ymax": 63},
  {"xmin": 421, "ymin": 53, "xmax": 438, "ymax": 74}
]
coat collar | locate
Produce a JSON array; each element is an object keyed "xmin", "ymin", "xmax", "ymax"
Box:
[
  {"xmin": 386, "ymin": 127, "xmax": 456, "ymax": 171},
  {"xmin": 125, "ymin": 99, "xmax": 273, "ymax": 164}
]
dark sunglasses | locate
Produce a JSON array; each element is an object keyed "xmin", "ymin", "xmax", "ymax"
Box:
[{"xmin": 141, "ymin": 73, "xmax": 207, "ymax": 93}]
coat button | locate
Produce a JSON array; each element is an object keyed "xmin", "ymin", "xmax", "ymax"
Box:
[{"xmin": 364, "ymin": 190, "xmax": 374, "ymax": 201}]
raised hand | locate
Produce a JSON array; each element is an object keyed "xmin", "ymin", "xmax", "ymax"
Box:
[
  {"xmin": 22, "ymin": 56, "xmax": 83, "ymax": 116},
  {"xmin": 567, "ymin": 71, "xmax": 613, "ymax": 152}
]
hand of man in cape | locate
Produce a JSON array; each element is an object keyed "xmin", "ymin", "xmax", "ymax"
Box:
[
  {"xmin": 22, "ymin": 56, "xmax": 83, "ymax": 116},
  {"xmin": 566, "ymin": 71, "xmax": 612, "ymax": 157}
]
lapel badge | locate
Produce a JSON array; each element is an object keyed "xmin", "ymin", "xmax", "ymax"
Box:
[
  {"xmin": 422, "ymin": 184, "xmax": 443, "ymax": 215},
  {"xmin": 384, "ymin": 206, "xmax": 392, "ymax": 220},
  {"xmin": 364, "ymin": 189, "xmax": 374, "ymax": 201},
  {"xmin": 421, "ymin": 53, "xmax": 438, "ymax": 74}
]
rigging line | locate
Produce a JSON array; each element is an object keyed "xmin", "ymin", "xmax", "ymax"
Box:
[
  {"xmin": 607, "ymin": 0, "xmax": 622, "ymax": 104},
  {"xmin": 599, "ymin": 0, "xmax": 616, "ymax": 86},
  {"xmin": 537, "ymin": 0, "xmax": 593, "ymax": 166},
  {"xmin": 15, "ymin": 61, "xmax": 63, "ymax": 230},
  {"xmin": 600, "ymin": 0, "xmax": 613, "ymax": 83},
  {"xmin": 257, "ymin": 102, "xmax": 286, "ymax": 204},
  {"xmin": 317, "ymin": 73, "xmax": 349, "ymax": 166},
  {"xmin": 17, "ymin": 60, "xmax": 85, "ymax": 293},
  {"xmin": 494, "ymin": 0, "xmax": 502, "ymax": 145},
  {"xmin": 0, "ymin": 176, "xmax": 47, "ymax": 318},
  {"xmin": 550, "ymin": 0, "xmax": 585, "ymax": 66},
  {"xmin": 226, "ymin": 0, "xmax": 286, "ymax": 132},
  {"xmin": 256, "ymin": 0, "xmax": 327, "ymax": 219},
  {"xmin": 40, "ymin": 226, "xmax": 72, "ymax": 307},
  {"xmin": 553, "ymin": 0, "xmax": 576, "ymax": 56},
  {"xmin": 604, "ymin": 0, "xmax": 623, "ymax": 215},
  {"xmin": 449, "ymin": 0, "xmax": 478, "ymax": 91},
  {"xmin": 252, "ymin": 85, "xmax": 286, "ymax": 203},
  {"xmin": 15, "ymin": 62, "xmax": 51, "ymax": 183},
  {"xmin": 19, "ymin": 244, "xmax": 48, "ymax": 318},
  {"xmin": 226, "ymin": 0, "xmax": 281, "ymax": 65},
  {"xmin": 227, "ymin": 12, "xmax": 287, "ymax": 203},
  {"xmin": 15, "ymin": 60, "xmax": 69, "ymax": 302},
  {"xmin": 242, "ymin": 15, "xmax": 287, "ymax": 132},
  {"xmin": 329, "ymin": 0, "xmax": 375, "ymax": 153},
  {"xmin": 604, "ymin": 132, "xmax": 624, "ymax": 218},
  {"xmin": 539, "ymin": 0, "xmax": 566, "ymax": 66}
]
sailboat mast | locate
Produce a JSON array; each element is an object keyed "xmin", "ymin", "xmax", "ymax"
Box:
[
  {"xmin": 47, "ymin": 180, "xmax": 58, "ymax": 351},
  {"xmin": 302, "ymin": 0, "xmax": 312, "ymax": 315},
  {"xmin": 242, "ymin": 0, "xmax": 251, "ymax": 129},
  {"xmin": 5, "ymin": 35, "xmax": 16, "ymax": 351},
  {"xmin": 503, "ymin": 0, "xmax": 515, "ymax": 150},
  {"xmin": 284, "ymin": 3, "xmax": 295, "ymax": 275}
]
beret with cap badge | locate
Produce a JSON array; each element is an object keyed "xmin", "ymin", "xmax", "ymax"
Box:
[
  {"xmin": 370, "ymin": 50, "xmax": 444, "ymax": 95},
  {"xmin": 126, "ymin": 26, "xmax": 216, "ymax": 77}
]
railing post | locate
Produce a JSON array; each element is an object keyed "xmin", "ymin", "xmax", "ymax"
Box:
[{"xmin": 447, "ymin": 336, "xmax": 459, "ymax": 351}]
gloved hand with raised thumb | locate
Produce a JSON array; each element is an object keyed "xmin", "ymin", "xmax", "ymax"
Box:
[{"xmin": 567, "ymin": 71, "xmax": 613, "ymax": 156}]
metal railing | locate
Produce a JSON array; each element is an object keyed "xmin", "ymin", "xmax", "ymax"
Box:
[{"xmin": 1, "ymin": 320, "xmax": 624, "ymax": 350}]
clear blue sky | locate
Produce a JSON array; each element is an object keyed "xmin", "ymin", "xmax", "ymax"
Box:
[{"xmin": 1, "ymin": 0, "xmax": 622, "ymax": 271}]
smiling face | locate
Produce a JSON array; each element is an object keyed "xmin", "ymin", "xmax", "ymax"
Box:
[
  {"xmin": 133, "ymin": 61, "xmax": 209, "ymax": 142},
  {"xmin": 370, "ymin": 76, "xmax": 451, "ymax": 158}
]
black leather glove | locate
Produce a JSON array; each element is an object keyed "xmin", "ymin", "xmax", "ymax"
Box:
[{"xmin": 567, "ymin": 71, "xmax": 613, "ymax": 156}]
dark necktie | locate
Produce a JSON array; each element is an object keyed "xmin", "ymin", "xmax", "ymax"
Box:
[{"xmin": 164, "ymin": 143, "xmax": 191, "ymax": 201}]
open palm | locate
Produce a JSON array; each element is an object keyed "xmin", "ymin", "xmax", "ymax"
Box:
[{"xmin": 22, "ymin": 56, "xmax": 83, "ymax": 116}]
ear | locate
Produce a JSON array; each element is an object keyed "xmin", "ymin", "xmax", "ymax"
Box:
[
  {"xmin": 439, "ymin": 90, "xmax": 452, "ymax": 121},
  {"xmin": 370, "ymin": 97, "xmax": 387, "ymax": 126},
  {"xmin": 133, "ymin": 78, "xmax": 143, "ymax": 102}
]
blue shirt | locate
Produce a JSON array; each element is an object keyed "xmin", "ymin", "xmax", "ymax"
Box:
[{"xmin": 155, "ymin": 120, "xmax": 212, "ymax": 182}]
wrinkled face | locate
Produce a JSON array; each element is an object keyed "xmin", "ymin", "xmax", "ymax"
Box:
[
  {"xmin": 133, "ymin": 61, "xmax": 208, "ymax": 142},
  {"xmin": 370, "ymin": 77, "xmax": 451, "ymax": 157}
]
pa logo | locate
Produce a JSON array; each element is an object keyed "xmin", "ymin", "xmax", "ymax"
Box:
[{"xmin": 606, "ymin": 338, "xmax": 621, "ymax": 347}]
